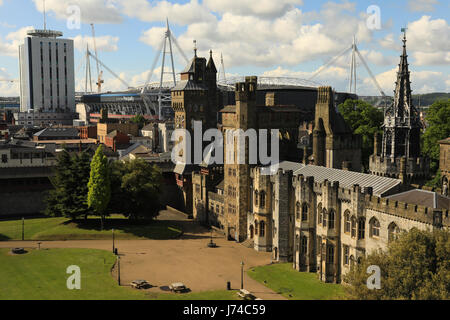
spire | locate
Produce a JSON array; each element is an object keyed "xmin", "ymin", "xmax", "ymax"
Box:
[
  {"xmin": 393, "ymin": 28, "xmax": 414, "ymax": 120},
  {"xmin": 206, "ymin": 49, "xmax": 217, "ymax": 73},
  {"xmin": 193, "ymin": 40, "xmax": 197, "ymax": 57}
]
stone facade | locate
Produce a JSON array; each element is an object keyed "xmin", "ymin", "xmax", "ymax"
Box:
[{"xmin": 440, "ymin": 137, "xmax": 450, "ymax": 196}]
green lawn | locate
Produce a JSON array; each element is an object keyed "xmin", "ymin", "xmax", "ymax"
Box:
[
  {"xmin": 0, "ymin": 248, "xmax": 238, "ymax": 300},
  {"xmin": 248, "ymin": 263, "xmax": 346, "ymax": 300},
  {"xmin": 0, "ymin": 216, "xmax": 182, "ymax": 241}
]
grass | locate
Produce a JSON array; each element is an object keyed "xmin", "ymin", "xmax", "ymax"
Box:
[
  {"xmin": 0, "ymin": 216, "xmax": 182, "ymax": 241},
  {"xmin": 248, "ymin": 263, "xmax": 346, "ymax": 300},
  {"xmin": 0, "ymin": 248, "xmax": 239, "ymax": 300}
]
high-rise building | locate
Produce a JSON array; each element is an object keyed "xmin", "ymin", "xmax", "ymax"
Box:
[{"xmin": 19, "ymin": 29, "xmax": 75, "ymax": 113}]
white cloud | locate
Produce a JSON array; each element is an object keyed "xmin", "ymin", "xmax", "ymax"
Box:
[
  {"xmin": 118, "ymin": 0, "xmax": 216, "ymax": 25},
  {"xmin": 203, "ymin": 0, "xmax": 303, "ymax": 19},
  {"xmin": 0, "ymin": 68, "xmax": 19, "ymax": 96},
  {"xmin": 408, "ymin": 0, "xmax": 439, "ymax": 12},
  {"xmin": 0, "ymin": 26, "xmax": 34, "ymax": 57},
  {"xmin": 32, "ymin": 0, "xmax": 123, "ymax": 24},
  {"xmin": 72, "ymin": 35, "xmax": 119, "ymax": 52}
]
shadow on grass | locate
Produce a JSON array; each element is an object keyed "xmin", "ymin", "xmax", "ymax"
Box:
[
  {"xmin": 64, "ymin": 218, "xmax": 183, "ymax": 240},
  {"xmin": 0, "ymin": 234, "xmax": 11, "ymax": 241}
]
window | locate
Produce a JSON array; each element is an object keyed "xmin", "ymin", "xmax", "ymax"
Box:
[
  {"xmin": 302, "ymin": 203, "xmax": 308, "ymax": 221},
  {"xmin": 296, "ymin": 202, "xmax": 301, "ymax": 219},
  {"xmin": 301, "ymin": 236, "xmax": 307, "ymax": 255},
  {"xmin": 318, "ymin": 203, "xmax": 322, "ymax": 224},
  {"xmin": 343, "ymin": 245, "xmax": 349, "ymax": 265},
  {"xmin": 322, "ymin": 209, "xmax": 327, "ymax": 228},
  {"xmin": 326, "ymin": 245, "xmax": 334, "ymax": 264},
  {"xmin": 254, "ymin": 221, "xmax": 258, "ymax": 235},
  {"xmin": 254, "ymin": 190, "xmax": 259, "ymax": 206},
  {"xmin": 388, "ymin": 222, "xmax": 400, "ymax": 242},
  {"xmin": 358, "ymin": 218, "xmax": 365, "ymax": 240},
  {"xmin": 344, "ymin": 211, "xmax": 351, "ymax": 233},
  {"xmin": 351, "ymin": 216, "xmax": 357, "ymax": 238},
  {"xmin": 369, "ymin": 217, "xmax": 380, "ymax": 237},
  {"xmin": 260, "ymin": 221, "xmax": 265, "ymax": 237},
  {"xmin": 260, "ymin": 191, "xmax": 266, "ymax": 208},
  {"xmin": 1, "ymin": 154, "xmax": 7, "ymax": 163},
  {"xmin": 328, "ymin": 210, "xmax": 335, "ymax": 229}
]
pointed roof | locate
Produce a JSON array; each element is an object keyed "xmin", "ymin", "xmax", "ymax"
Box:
[{"xmin": 206, "ymin": 50, "xmax": 217, "ymax": 73}]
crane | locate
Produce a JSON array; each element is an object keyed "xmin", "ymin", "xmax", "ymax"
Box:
[{"xmin": 90, "ymin": 23, "xmax": 104, "ymax": 93}]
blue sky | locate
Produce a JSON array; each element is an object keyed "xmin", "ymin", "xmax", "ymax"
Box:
[{"xmin": 0, "ymin": 0, "xmax": 449, "ymax": 96}]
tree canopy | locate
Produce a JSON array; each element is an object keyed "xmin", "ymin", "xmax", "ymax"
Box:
[
  {"xmin": 344, "ymin": 228, "xmax": 450, "ymax": 300},
  {"xmin": 109, "ymin": 159, "xmax": 162, "ymax": 219},
  {"xmin": 130, "ymin": 115, "xmax": 146, "ymax": 129},
  {"xmin": 44, "ymin": 150, "xmax": 91, "ymax": 219},
  {"xmin": 422, "ymin": 99, "xmax": 450, "ymax": 174},
  {"xmin": 338, "ymin": 99, "xmax": 384, "ymax": 170}
]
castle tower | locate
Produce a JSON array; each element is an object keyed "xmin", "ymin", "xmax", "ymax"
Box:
[
  {"xmin": 369, "ymin": 31, "xmax": 428, "ymax": 182},
  {"xmin": 312, "ymin": 87, "xmax": 334, "ymax": 167}
]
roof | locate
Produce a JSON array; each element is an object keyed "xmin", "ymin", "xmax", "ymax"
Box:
[
  {"xmin": 439, "ymin": 137, "xmax": 450, "ymax": 145},
  {"xmin": 34, "ymin": 127, "xmax": 79, "ymax": 138},
  {"xmin": 293, "ymin": 165, "xmax": 402, "ymax": 197},
  {"xmin": 215, "ymin": 179, "xmax": 224, "ymax": 191},
  {"xmin": 387, "ymin": 189, "xmax": 450, "ymax": 210},
  {"xmin": 172, "ymin": 80, "xmax": 207, "ymax": 91},
  {"xmin": 219, "ymin": 105, "xmax": 236, "ymax": 113}
]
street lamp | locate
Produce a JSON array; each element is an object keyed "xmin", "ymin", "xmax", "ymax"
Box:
[
  {"xmin": 240, "ymin": 261, "xmax": 244, "ymax": 290},
  {"xmin": 112, "ymin": 228, "xmax": 115, "ymax": 253},
  {"xmin": 117, "ymin": 255, "xmax": 121, "ymax": 286}
]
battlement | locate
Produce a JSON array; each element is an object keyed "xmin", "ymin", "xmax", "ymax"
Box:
[
  {"xmin": 235, "ymin": 76, "xmax": 257, "ymax": 102},
  {"xmin": 316, "ymin": 86, "xmax": 333, "ymax": 105},
  {"xmin": 365, "ymin": 194, "xmax": 449, "ymax": 227}
]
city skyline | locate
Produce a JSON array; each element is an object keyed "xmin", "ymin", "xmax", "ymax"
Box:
[{"xmin": 0, "ymin": 0, "xmax": 449, "ymax": 97}]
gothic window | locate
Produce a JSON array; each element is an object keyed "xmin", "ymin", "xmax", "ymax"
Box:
[
  {"xmin": 328, "ymin": 210, "xmax": 335, "ymax": 229},
  {"xmin": 388, "ymin": 222, "xmax": 400, "ymax": 242},
  {"xmin": 260, "ymin": 221, "xmax": 265, "ymax": 237},
  {"xmin": 301, "ymin": 236, "xmax": 308, "ymax": 256},
  {"xmin": 351, "ymin": 216, "xmax": 357, "ymax": 238},
  {"xmin": 296, "ymin": 202, "xmax": 301, "ymax": 220},
  {"xmin": 318, "ymin": 203, "xmax": 322, "ymax": 225},
  {"xmin": 358, "ymin": 217, "xmax": 365, "ymax": 240},
  {"xmin": 369, "ymin": 217, "xmax": 380, "ymax": 237},
  {"xmin": 254, "ymin": 220, "xmax": 258, "ymax": 236},
  {"xmin": 343, "ymin": 245, "xmax": 349, "ymax": 265},
  {"xmin": 322, "ymin": 209, "xmax": 327, "ymax": 228},
  {"xmin": 326, "ymin": 244, "xmax": 334, "ymax": 264},
  {"xmin": 260, "ymin": 191, "xmax": 266, "ymax": 208},
  {"xmin": 254, "ymin": 190, "xmax": 259, "ymax": 206},
  {"xmin": 344, "ymin": 210, "xmax": 351, "ymax": 233},
  {"xmin": 302, "ymin": 203, "xmax": 308, "ymax": 221},
  {"xmin": 317, "ymin": 236, "xmax": 322, "ymax": 256}
]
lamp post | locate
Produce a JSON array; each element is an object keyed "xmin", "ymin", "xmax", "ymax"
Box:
[
  {"xmin": 117, "ymin": 255, "xmax": 121, "ymax": 286},
  {"xmin": 22, "ymin": 217, "xmax": 24, "ymax": 241},
  {"xmin": 240, "ymin": 261, "xmax": 244, "ymax": 290},
  {"xmin": 112, "ymin": 228, "xmax": 115, "ymax": 253}
]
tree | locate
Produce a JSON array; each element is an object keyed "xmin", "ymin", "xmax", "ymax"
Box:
[
  {"xmin": 44, "ymin": 150, "xmax": 91, "ymax": 219},
  {"xmin": 338, "ymin": 99, "xmax": 384, "ymax": 170},
  {"xmin": 109, "ymin": 159, "xmax": 162, "ymax": 219},
  {"xmin": 130, "ymin": 115, "xmax": 146, "ymax": 129},
  {"xmin": 422, "ymin": 99, "xmax": 450, "ymax": 174},
  {"xmin": 87, "ymin": 145, "xmax": 111, "ymax": 229},
  {"xmin": 344, "ymin": 228, "xmax": 450, "ymax": 300}
]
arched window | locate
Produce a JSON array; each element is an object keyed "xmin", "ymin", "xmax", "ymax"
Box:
[
  {"xmin": 358, "ymin": 217, "xmax": 365, "ymax": 239},
  {"xmin": 349, "ymin": 255, "xmax": 355, "ymax": 266},
  {"xmin": 301, "ymin": 236, "xmax": 308, "ymax": 255},
  {"xmin": 318, "ymin": 203, "xmax": 322, "ymax": 225},
  {"xmin": 343, "ymin": 245, "xmax": 349, "ymax": 265},
  {"xmin": 254, "ymin": 220, "xmax": 258, "ymax": 236},
  {"xmin": 260, "ymin": 191, "xmax": 266, "ymax": 208},
  {"xmin": 328, "ymin": 210, "xmax": 335, "ymax": 229},
  {"xmin": 296, "ymin": 202, "xmax": 301, "ymax": 220},
  {"xmin": 322, "ymin": 209, "xmax": 327, "ymax": 228},
  {"xmin": 344, "ymin": 210, "xmax": 350, "ymax": 233},
  {"xmin": 302, "ymin": 203, "xmax": 308, "ymax": 221},
  {"xmin": 369, "ymin": 217, "xmax": 380, "ymax": 237},
  {"xmin": 388, "ymin": 222, "xmax": 400, "ymax": 242},
  {"xmin": 260, "ymin": 221, "xmax": 265, "ymax": 237},
  {"xmin": 254, "ymin": 190, "xmax": 259, "ymax": 206},
  {"xmin": 326, "ymin": 244, "xmax": 334, "ymax": 264},
  {"xmin": 351, "ymin": 216, "xmax": 357, "ymax": 238}
]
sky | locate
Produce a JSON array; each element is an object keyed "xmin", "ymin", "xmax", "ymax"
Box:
[{"xmin": 0, "ymin": 0, "xmax": 449, "ymax": 97}]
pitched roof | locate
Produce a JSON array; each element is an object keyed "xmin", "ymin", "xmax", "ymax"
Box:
[
  {"xmin": 293, "ymin": 165, "xmax": 402, "ymax": 197},
  {"xmin": 34, "ymin": 127, "xmax": 79, "ymax": 138},
  {"xmin": 387, "ymin": 189, "xmax": 450, "ymax": 210},
  {"xmin": 172, "ymin": 80, "xmax": 207, "ymax": 91}
]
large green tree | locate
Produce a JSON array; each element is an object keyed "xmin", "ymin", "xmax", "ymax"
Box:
[
  {"xmin": 44, "ymin": 150, "xmax": 91, "ymax": 219},
  {"xmin": 338, "ymin": 99, "xmax": 384, "ymax": 170},
  {"xmin": 109, "ymin": 159, "xmax": 162, "ymax": 219},
  {"xmin": 87, "ymin": 145, "xmax": 111, "ymax": 228},
  {"xmin": 422, "ymin": 99, "xmax": 450, "ymax": 175},
  {"xmin": 344, "ymin": 228, "xmax": 450, "ymax": 300}
]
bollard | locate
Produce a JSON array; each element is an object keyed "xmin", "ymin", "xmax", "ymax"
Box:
[{"xmin": 227, "ymin": 281, "xmax": 231, "ymax": 291}]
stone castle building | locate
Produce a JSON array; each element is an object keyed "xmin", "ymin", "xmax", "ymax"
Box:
[
  {"xmin": 440, "ymin": 137, "xmax": 450, "ymax": 196},
  {"xmin": 369, "ymin": 32, "xmax": 429, "ymax": 183}
]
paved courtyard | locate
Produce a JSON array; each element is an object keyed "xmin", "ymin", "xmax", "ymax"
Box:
[{"xmin": 0, "ymin": 209, "xmax": 286, "ymax": 300}]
